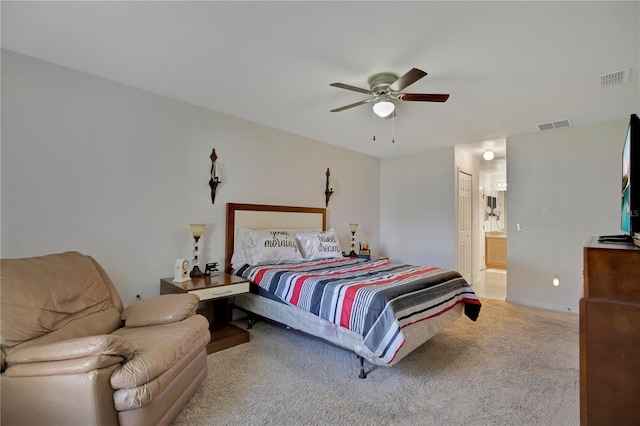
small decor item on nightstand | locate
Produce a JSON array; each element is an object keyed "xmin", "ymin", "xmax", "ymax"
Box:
[
  {"xmin": 358, "ymin": 239, "xmax": 371, "ymax": 259},
  {"xmin": 205, "ymin": 262, "xmax": 220, "ymax": 276},
  {"xmin": 189, "ymin": 223, "xmax": 206, "ymax": 277},
  {"xmin": 209, "ymin": 148, "xmax": 221, "ymax": 204},
  {"xmin": 173, "ymin": 258, "xmax": 190, "ymax": 282},
  {"xmin": 634, "ymin": 232, "xmax": 640, "ymax": 247}
]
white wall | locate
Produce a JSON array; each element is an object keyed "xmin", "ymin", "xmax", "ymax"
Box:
[
  {"xmin": 380, "ymin": 147, "xmax": 456, "ymax": 268},
  {"xmin": 1, "ymin": 50, "xmax": 380, "ymax": 305},
  {"xmin": 507, "ymin": 120, "xmax": 628, "ymax": 312}
]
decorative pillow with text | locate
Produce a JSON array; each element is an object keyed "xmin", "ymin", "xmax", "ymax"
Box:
[
  {"xmin": 296, "ymin": 229, "xmax": 343, "ymax": 261},
  {"xmin": 245, "ymin": 229, "xmax": 304, "ymax": 265}
]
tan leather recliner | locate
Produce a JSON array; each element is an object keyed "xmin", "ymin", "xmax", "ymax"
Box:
[{"xmin": 1, "ymin": 251, "xmax": 210, "ymax": 426}]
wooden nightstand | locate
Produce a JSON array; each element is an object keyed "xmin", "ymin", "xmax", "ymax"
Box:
[{"xmin": 160, "ymin": 273, "xmax": 250, "ymax": 354}]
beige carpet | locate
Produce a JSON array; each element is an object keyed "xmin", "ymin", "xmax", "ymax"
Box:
[{"xmin": 171, "ymin": 298, "xmax": 579, "ymax": 426}]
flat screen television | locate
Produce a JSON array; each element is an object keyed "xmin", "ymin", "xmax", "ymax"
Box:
[
  {"xmin": 621, "ymin": 114, "xmax": 640, "ymax": 236},
  {"xmin": 600, "ymin": 113, "xmax": 639, "ymax": 244}
]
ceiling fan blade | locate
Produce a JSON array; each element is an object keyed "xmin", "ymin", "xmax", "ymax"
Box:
[
  {"xmin": 389, "ymin": 68, "xmax": 427, "ymax": 92},
  {"xmin": 330, "ymin": 99, "xmax": 371, "ymax": 112},
  {"xmin": 400, "ymin": 93, "xmax": 450, "ymax": 102},
  {"xmin": 330, "ymin": 82, "xmax": 372, "ymax": 94}
]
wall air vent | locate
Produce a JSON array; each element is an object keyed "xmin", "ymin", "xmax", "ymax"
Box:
[
  {"xmin": 536, "ymin": 119, "xmax": 572, "ymax": 132},
  {"xmin": 599, "ymin": 68, "xmax": 631, "ymax": 87}
]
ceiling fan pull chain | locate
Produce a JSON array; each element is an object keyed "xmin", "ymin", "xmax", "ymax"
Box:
[
  {"xmin": 392, "ymin": 113, "xmax": 395, "ymax": 143},
  {"xmin": 372, "ymin": 111, "xmax": 376, "ymax": 141}
]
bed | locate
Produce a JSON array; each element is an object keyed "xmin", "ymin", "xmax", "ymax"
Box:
[{"xmin": 225, "ymin": 203, "xmax": 481, "ymax": 378}]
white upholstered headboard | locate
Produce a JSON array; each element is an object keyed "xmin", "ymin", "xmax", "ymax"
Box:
[{"xmin": 225, "ymin": 203, "xmax": 327, "ymax": 272}]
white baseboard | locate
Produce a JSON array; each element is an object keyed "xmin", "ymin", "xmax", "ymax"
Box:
[{"xmin": 506, "ymin": 297, "xmax": 578, "ymax": 315}]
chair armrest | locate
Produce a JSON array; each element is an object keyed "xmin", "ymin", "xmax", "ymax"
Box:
[
  {"xmin": 121, "ymin": 293, "xmax": 199, "ymax": 328},
  {"xmin": 4, "ymin": 354, "xmax": 126, "ymax": 378},
  {"xmin": 5, "ymin": 334, "xmax": 134, "ymax": 365}
]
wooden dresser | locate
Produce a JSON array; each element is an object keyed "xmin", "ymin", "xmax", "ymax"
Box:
[{"xmin": 580, "ymin": 237, "xmax": 640, "ymax": 425}]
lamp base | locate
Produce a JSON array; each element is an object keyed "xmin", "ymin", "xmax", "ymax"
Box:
[{"xmin": 190, "ymin": 266, "xmax": 204, "ymax": 278}]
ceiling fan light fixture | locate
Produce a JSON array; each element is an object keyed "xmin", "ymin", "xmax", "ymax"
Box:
[
  {"xmin": 483, "ymin": 150, "xmax": 495, "ymax": 161},
  {"xmin": 373, "ymin": 100, "xmax": 395, "ymax": 118}
]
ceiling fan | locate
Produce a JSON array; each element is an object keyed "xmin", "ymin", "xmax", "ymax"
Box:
[{"xmin": 330, "ymin": 68, "xmax": 449, "ymax": 117}]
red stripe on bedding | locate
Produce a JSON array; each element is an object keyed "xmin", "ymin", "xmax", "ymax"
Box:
[
  {"xmin": 288, "ymin": 259, "xmax": 393, "ymax": 305},
  {"xmin": 254, "ymin": 268, "xmax": 268, "ymax": 284},
  {"xmin": 387, "ymin": 340, "xmax": 406, "ymax": 364},
  {"xmin": 253, "ymin": 259, "xmax": 341, "ymax": 285},
  {"xmin": 461, "ymin": 297, "xmax": 482, "ymax": 306},
  {"xmin": 399, "ymin": 296, "xmax": 479, "ymax": 329},
  {"xmin": 339, "ymin": 266, "xmax": 439, "ymax": 328},
  {"xmin": 400, "ymin": 298, "xmax": 462, "ymax": 329}
]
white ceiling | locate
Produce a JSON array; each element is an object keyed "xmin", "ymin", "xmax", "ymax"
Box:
[{"xmin": 2, "ymin": 1, "xmax": 638, "ymax": 159}]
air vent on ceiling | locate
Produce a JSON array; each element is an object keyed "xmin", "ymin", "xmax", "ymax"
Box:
[
  {"xmin": 536, "ymin": 119, "xmax": 572, "ymax": 132},
  {"xmin": 599, "ymin": 68, "xmax": 631, "ymax": 87}
]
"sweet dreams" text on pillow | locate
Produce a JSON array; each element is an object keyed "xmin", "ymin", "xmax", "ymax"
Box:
[{"xmin": 296, "ymin": 229, "xmax": 343, "ymax": 261}]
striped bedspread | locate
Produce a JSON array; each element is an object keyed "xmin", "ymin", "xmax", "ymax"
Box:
[{"xmin": 235, "ymin": 258, "xmax": 481, "ymax": 364}]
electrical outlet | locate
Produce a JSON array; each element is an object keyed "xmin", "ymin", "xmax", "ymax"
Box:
[{"xmin": 134, "ymin": 291, "xmax": 142, "ymax": 301}]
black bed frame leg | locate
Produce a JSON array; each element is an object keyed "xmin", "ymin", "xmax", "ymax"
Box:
[
  {"xmin": 358, "ymin": 356, "xmax": 367, "ymax": 379},
  {"xmin": 247, "ymin": 315, "xmax": 255, "ymax": 330}
]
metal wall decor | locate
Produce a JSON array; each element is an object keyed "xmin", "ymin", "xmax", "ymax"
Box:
[
  {"xmin": 209, "ymin": 148, "xmax": 221, "ymax": 204},
  {"xmin": 324, "ymin": 168, "xmax": 334, "ymax": 207}
]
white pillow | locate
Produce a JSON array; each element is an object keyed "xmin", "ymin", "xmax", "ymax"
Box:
[
  {"xmin": 230, "ymin": 228, "xmax": 253, "ymax": 269},
  {"xmin": 244, "ymin": 229, "xmax": 304, "ymax": 265},
  {"xmin": 296, "ymin": 229, "xmax": 343, "ymax": 261}
]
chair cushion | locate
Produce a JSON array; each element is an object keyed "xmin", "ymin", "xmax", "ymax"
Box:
[
  {"xmin": 1, "ymin": 252, "xmax": 117, "ymax": 347},
  {"xmin": 110, "ymin": 314, "xmax": 209, "ymax": 389},
  {"xmin": 121, "ymin": 293, "xmax": 199, "ymax": 327}
]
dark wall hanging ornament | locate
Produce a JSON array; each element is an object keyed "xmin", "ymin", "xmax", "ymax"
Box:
[
  {"xmin": 324, "ymin": 168, "xmax": 334, "ymax": 207},
  {"xmin": 209, "ymin": 148, "xmax": 221, "ymax": 204}
]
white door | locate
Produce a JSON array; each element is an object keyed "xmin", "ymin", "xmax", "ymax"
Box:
[{"xmin": 458, "ymin": 171, "xmax": 472, "ymax": 283}]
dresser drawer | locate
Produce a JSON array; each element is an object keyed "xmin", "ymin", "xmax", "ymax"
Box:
[{"xmin": 190, "ymin": 281, "xmax": 250, "ymax": 300}]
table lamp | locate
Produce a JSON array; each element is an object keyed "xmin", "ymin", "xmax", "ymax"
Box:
[
  {"xmin": 188, "ymin": 223, "xmax": 206, "ymax": 277},
  {"xmin": 349, "ymin": 223, "xmax": 358, "ymax": 257}
]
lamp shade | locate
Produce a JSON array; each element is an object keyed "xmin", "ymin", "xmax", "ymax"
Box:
[
  {"xmin": 372, "ymin": 100, "xmax": 395, "ymax": 118},
  {"xmin": 349, "ymin": 223, "xmax": 359, "ymax": 233},
  {"xmin": 188, "ymin": 223, "xmax": 206, "ymax": 238}
]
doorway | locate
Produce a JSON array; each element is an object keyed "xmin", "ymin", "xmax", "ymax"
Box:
[
  {"xmin": 455, "ymin": 141, "xmax": 507, "ymax": 300},
  {"xmin": 477, "ymin": 164, "xmax": 507, "ymax": 300}
]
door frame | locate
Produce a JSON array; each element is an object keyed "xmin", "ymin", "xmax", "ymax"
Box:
[{"xmin": 455, "ymin": 168, "xmax": 474, "ymax": 284}]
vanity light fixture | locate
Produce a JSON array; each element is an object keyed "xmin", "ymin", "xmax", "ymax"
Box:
[{"xmin": 324, "ymin": 168, "xmax": 334, "ymax": 207}]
